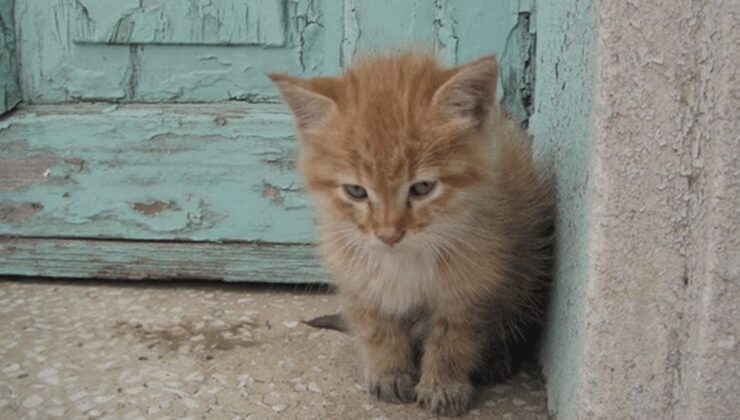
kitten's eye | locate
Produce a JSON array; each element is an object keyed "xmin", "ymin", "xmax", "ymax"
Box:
[
  {"xmin": 342, "ymin": 184, "xmax": 368, "ymax": 200},
  {"xmin": 409, "ymin": 181, "xmax": 436, "ymax": 198}
]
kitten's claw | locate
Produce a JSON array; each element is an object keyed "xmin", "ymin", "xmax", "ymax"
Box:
[
  {"xmin": 367, "ymin": 372, "xmax": 417, "ymax": 404},
  {"xmin": 415, "ymin": 381, "xmax": 474, "ymax": 417}
]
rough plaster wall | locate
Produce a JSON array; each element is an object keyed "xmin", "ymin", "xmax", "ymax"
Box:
[
  {"xmin": 680, "ymin": 3, "xmax": 740, "ymax": 417},
  {"xmin": 581, "ymin": 1, "xmax": 739, "ymax": 419},
  {"xmin": 528, "ymin": 1, "xmax": 595, "ymax": 418}
]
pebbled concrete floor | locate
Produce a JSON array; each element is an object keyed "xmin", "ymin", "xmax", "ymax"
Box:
[{"xmin": 0, "ymin": 279, "xmax": 549, "ymax": 420}]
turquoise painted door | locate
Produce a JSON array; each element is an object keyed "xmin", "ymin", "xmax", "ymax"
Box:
[{"xmin": 0, "ymin": 0, "xmax": 534, "ymax": 282}]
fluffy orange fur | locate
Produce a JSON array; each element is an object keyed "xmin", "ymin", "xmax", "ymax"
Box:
[{"xmin": 270, "ymin": 53, "xmax": 552, "ymax": 417}]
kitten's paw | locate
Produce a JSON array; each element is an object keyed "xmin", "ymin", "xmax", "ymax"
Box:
[
  {"xmin": 367, "ymin": 372, "xmax": 417, "ymax": 404},
  {"xmin": 415, "ymin": 381, "xmax": 474, "ymax": 417}
]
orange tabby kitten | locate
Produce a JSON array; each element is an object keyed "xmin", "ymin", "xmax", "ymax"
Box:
[{"xmin": 270, "ymin": 53, "xmax": 552, "ymax": 417}]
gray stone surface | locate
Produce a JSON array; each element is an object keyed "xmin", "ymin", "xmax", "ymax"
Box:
[
  {"xmin": 0, "ymin": 279, "xmax": 549, "ymax": 419},
  {"xmin": 583, "ymin": 2, "xmax": 739, "ymax": 418},
  {"xmin": 535, "ymin": 0, "xmax": 739, "ymax": 418}
]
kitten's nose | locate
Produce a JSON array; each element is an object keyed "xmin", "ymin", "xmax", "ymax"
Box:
[{"xmin": 376, "ymin": 230, "xmax": 405, "ymax": 246}]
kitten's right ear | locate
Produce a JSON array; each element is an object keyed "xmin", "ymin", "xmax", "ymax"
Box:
[
  {"xmin": 268, "ymin": 73, "xmax": 336, "ymax": 133},
  {"xmin": 432, "ymin": 55, "xmax": 498, "ymax": 125}
]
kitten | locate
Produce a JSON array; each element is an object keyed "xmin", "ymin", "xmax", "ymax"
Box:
[{"xmin": 270, "ymin": 53, "xmax": 553, "ymax": 417}]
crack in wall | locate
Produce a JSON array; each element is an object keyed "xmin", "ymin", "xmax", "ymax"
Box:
[
  {"xmin": 433, "ymin": 0, "xmax": 459, "ymax": 64},
  {"xmin": 340, "ymin": 0, "xmax": 359, "ymax": 68},
  {"xmin": 295, "ymin": 0, "xmax": 323, "ymax": 73},
  {"xmin": 501, "ymin": 11, "xmax": 536, "ymax": 127},
  {"xmin": 125, "ymin": 45, "xmax": 141, "ymax": 99}
]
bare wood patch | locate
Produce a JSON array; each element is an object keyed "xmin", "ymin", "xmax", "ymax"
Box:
[
  {"xmin": 262, "ymin": 182, "xmax": 284, "ymax": 206},
  {"xmin": 0, "ymin": 157, "xmax": 56, "ymax": 191},
  {"xmin": 131, "ymin": 200, "xmax": 181, "ymax": 216},
  {"xmin": 0, "ymin": 202, "xmax": 43, "ymax": 223}
]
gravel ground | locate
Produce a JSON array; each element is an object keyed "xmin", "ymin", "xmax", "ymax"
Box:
[{"xmin": 0, "ymin": 279, "xmax": 550, "ymax": 419}]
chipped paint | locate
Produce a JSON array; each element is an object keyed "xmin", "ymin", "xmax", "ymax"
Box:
[
  {"xmin": 340, "ymin": 0, "xmax": 360, "ymax": 66},
  {"xmin": 433, "ymin": 0, "xmax": 459, "ymax": 64},
  {"xmin": 16, "ymin": 0, "xmax": 528, "ymax": 103},
  {"xmin": 261, "ymin": 182, "xmax": 284, "ymax": 206},
  {"xmin": 0, "ymin": 103, "xmax": 312, "ymax": 242},
  {"xmin": 501, "ymin": 10, "xmax": 536, "ymax": 126},
  {"xmin": 76, "ymin": 0, "xmax": 286, "ymax": 46},
  {"xmin": 131, "ymin": 200, "xmax": 180, "ymax": 216},
  {"xmin": 0, "ymin": 202, "xmax": 43, "ymax": 223},
  {"xmin": 0, "ymin": 157, "xmax": 56, "ymax": 191},
  {"xmin": 0, "ymin": 238, "xmax": 325, "ymax": 282}
]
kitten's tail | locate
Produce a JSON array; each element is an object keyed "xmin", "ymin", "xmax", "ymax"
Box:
[{"xmin": 301, "ymin": 313, "xmax": 349, "ymax": 333}]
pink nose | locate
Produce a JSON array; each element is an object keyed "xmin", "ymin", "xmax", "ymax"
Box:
[{"xmin": 377, "ymin": 231, "xmax": 405, "ymax": 246}]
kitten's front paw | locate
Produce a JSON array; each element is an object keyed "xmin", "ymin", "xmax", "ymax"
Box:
[
  {"xmin": 367, "ymin": 372, "xmax": 417, "ymax": 404},
  {"xmin": 415, "ymin": 381, "xmax": 474, "ymax": 417}
]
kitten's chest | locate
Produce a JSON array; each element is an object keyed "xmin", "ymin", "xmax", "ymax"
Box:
[{"xmin": 354, "ymin": 250, "xmax": 440, "ymax": 315}]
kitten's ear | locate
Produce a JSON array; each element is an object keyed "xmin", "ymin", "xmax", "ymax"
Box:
[
  {"xmin": 268, "ymin": 73, "xmax": 336, "ymax": 132},
  {"xmin": 432, "ymin": 55, "xmax": 498, "ymax": 124}
]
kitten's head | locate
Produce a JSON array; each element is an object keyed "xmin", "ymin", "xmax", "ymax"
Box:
[{"xmin": 270, "ymin": 54, "xmax": 498, "ymax": 251}]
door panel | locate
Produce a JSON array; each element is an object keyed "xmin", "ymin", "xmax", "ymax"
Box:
[
  {"xmin": 16, "ymin": 0, "xmax": 526, "ymax": 104},
  {"xmin": 0, "ymin": 0, "xmax": 20, "ymax": 114},
  {"xmin": 74, "ymin": 0, "xmax": 286, "ymax": 46},
  {"xmin": 0, "ymin": 103, "xmax": 312, "ymax": 243},
  {"xmin": 16, "ymin": 0, "xmax": 343, "ymax": 103}
]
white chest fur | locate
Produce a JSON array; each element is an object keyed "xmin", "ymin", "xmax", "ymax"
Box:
[{"xmin": 357, "ymin": 247, "xmax": 439, "ymax": 315}]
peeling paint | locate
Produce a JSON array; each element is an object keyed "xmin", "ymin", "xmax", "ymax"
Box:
[
  {"xmin": 17, "ymin": 0, "xmax": 525, "ymax": 103},
  {"xmin": 340, "ymin": 0, "xmax": 360, "ymax": 67},
  {"xmin": 433, "ymin": 0, "xmax": 459, "ymax": 64},
  {"xmin": 77, "ymin": 0, "xmax": 286, "ymax": 46},
  {"xmin": 0, "ymin": 103, "xmax": 313, "ymax": 242},
  {"xmin": 501, "ymin": 11, "xmax": 536, "ymax": 126},
  {"xmin": 131, "ymin": 200, "xmax": 180, "ymax": 216},
  {"xmin": 0, "ymin": 202, "xmax": 43, "ymax": 223},
  {"xmin": 295, "ymin": 0, "xmax": 324, "ymax": 73},
  {"xmin": 0, "ymin": 157, "xmax": 56, "ymax": 191},
  {"xmin": 261, "ymin": 182, "xmax": 284, "ymax": 206},
  {"xmin": 256, "ymin": 147, "xmax": 297, "ymax": 172},
  {"xmin": 0, "ymin": 238, "xmax": 325, "ymax": 282}
]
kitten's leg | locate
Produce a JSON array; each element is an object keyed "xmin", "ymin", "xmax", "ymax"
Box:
[
  {"xmin": 416, "ymin": 316, "xmax": 484, "ymax": 416},
  {"xmin": 348, "ymin": 305, "xmax": 417, "ymax": 404}
]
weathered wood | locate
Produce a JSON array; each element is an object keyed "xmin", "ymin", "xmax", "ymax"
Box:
[
  {"xmin": 15, "ymin": 0, "xmax": 527, "ymax": 104},
  {"xmin": 74, "ymin": 0, "xmax": 286, "ymax": 46},
  {"xmin": 0, "ymin": 103, "xmax": 315, "ymax": 243},
  {"xmin": 0, "ymin": 237, "xmax": 327, "ymax": 283},
  {"xmin": 0, "ymin": 0, "xmax": 20, "ymax": 114},
  {"xmin": 15, "ymin": 0, "xmax": 344, "ymax": 103}
]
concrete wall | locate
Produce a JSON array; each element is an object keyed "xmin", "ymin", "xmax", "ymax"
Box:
[{"xmin": 534, "ymin": 1, "xmax": 739, "ymax": 418}]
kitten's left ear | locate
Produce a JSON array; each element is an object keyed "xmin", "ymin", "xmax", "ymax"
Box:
[
  {"xmin": 432, "ymin": 55, "xmax": 498, "ymax": 124},
  {"xmin": 268, "ymin": 73, "xmax": 337, "ymax": 133}
]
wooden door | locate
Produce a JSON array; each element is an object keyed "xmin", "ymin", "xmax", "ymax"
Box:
[{"xmin": 0, "ymin": 0, "xmax": 534, "ymax": 282}]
